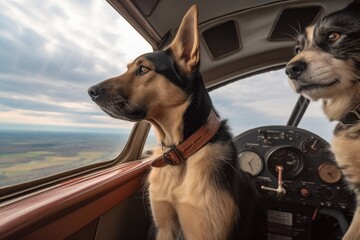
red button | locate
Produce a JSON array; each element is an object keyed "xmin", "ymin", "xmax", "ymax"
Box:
[{"xmin": 300, "ymin": 188, "xmax": 310, "ymax": 197}]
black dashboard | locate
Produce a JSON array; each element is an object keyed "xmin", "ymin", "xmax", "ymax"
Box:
[{"xmin": 234, "ymin": 125, "xmax": 355, "ymax": 240}]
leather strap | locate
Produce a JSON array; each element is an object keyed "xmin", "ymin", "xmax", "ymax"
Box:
[
  {"xmin": 151, "ymin": 110, "xmax": 221, "ymax": 168},
  {"xmin": 339, "ymin": 104, "xmax": 360, "ymax": 126}
]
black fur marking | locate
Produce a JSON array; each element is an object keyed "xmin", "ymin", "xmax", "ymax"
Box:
[
  {"xmin": 143, "ymin": 49, "xmax": 213, "ymax": 141},
  {"xmin": 353, "ymin": 79, "xmax": 360, "ymax": 84},
  {"xmin": 142, "ymin": 51, "xmax": 185, "ymax": 90},
  {"xmin": 312, "ymin": 1, "xmax": 360, "ymax": 61},
  {"xmin": 182, "ymin": 74, "xmax": 213, "ymax": 140}
]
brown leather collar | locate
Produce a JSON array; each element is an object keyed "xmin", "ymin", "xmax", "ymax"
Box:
[
  {"xmin": 339, "ymin": 104, "xmax": 360, "ymax": 126},
  {"xmin": 151, "ymin": 110, "xmax": 221, "ymax": 168}
]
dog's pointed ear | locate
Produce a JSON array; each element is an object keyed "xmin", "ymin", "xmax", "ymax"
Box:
[{"xmin": 168, "ymin": 5, "xmax": 199, "ymax": 74}]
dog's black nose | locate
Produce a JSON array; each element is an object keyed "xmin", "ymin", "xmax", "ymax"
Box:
[
  {"xmin": 285, "ymin": 61, "xmax": 307, "ymax": 80},
  {"xmin": 88, "ymin": 85, "xmax": 103, "ymax": 101}
]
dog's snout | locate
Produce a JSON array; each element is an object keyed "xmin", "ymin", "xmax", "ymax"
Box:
[
  {"xmin": 285, "ymin": 61, "xmax": 307, "ymax": 80},
  {"xmin": 88, "ymin": 85, "xmax": 103, "ymax": 101}
]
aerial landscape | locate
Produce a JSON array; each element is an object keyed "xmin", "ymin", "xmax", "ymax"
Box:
[{"xmin": 0, "ymin": 130, "xmax": 126, "ymax": 187}]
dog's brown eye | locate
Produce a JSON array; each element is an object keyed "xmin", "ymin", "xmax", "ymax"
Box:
[
  {"xmin": 294, "ymin": 47, "xmax": 302, "ymax": 55},
  {"xmin": 137, "ymin": 66, "xmax": 149, "ymax": 75},
  {"xmin": 327, "ymin": 32, "xmax": 341, "ymax": 43}
]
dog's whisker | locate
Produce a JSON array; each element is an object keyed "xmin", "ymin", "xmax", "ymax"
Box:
[
  {"xmin": 109, "ymin": 102, "xmax": 125, "ymax": 116},
  {"xmin": 296, "ymin": 20, "xmax": 302, "ymax": 35},
  {"xmin": 283, "ymin": 32, "xmax": 298, "ymax": 41},
  {"xmin": 124, "ymin": 99, "xmax": 137, "ymax": 111},
  {"xmin": 287, "ymin": 24, "xmax": 300, "ymax": 37},
  {"xmin": 120, "ymin": 100, "xmax": 132, "ymax": 110}
]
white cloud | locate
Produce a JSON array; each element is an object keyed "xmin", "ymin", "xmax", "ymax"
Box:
[
  {"xmin": 0, "ymin": 91, "xmax": 95, "ymax": 112},
  {"xmin": 0, "ymin": 0, "xmax": 150, "ymax": 67},
  {"xmin": 244, "ymin": 99, "xmax": 297, "ymax": 118},
  {"xmin": 0, "ymin": 0, "xmax": 151, "ymax": 131},
  {"xmin": 0, "ymin": 109, "xmax": 133, "ymax": 130}
]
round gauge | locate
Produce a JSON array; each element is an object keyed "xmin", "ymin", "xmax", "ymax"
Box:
[
  {"xmin": 238, "ymin": 151, "xmax": 263, "ymax": 176},
  {"xmin": 318, "ymin": 163, "xmax": 342, "ymax": 184},
  {"xmin": 266, "ymin": 146, "xmax": 305, "ymax": 179},
  {"xmin": 302, "ymin": 137, "xmax": 325, "ymax": 156}
]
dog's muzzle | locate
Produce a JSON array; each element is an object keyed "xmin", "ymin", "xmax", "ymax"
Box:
[{"xmin": 285, "ymin": 61, "xmax": 307, "ymax": 80}]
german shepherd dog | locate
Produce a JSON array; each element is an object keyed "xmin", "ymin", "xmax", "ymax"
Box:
[
  {"xmin": 88, "ymin": 5, "xmax": 263, "ymax": 240},
  {"xmin": 286, "ymin": 1, "xmax": 360, "ymax": 239}
]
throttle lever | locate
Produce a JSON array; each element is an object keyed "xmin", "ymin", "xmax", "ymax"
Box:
[{"xmin": 261, "ymin": 165, "xmax": 286, "ymax": 197}]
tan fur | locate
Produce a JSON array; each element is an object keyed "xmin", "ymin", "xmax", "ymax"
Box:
[
  {"xmin": 305, "ymin": 26, "xmax": 315, "ymax": 48},
  {"xmin": 90, "ymin": 4, "xmax": 241, "ymax": 239},
  {"xmin": 149, "ymin": 143, "xmax": 237, "ymax": 240},
  {"xmin": 286, "ymin": 18, "xmax": 360, "ymax": 240},
  {"xmin": 332, "ymin": 128, "xmax": 360, "ymax": 185},
  {"xmin": 332, "ymin": 127, "xmax": 360, "ymax": 240},
  {"xmin": 145, "ymin": 5, "xmax": 240, "ymax": 239},
  {"xmin": 322, "ymin": 95, "xmax": 358, "ymax": 121}
]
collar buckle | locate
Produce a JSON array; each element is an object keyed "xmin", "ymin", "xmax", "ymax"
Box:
[
  {"xmin": 151, "ymin": 110, "xmax": 221, "ymax": 168},
  {"xmin": 162, "ymin": 145, "xmax": 185, "ymax": 166},
  {"xmin": 353, "ymin": 107, "xmax": 360, "ymax": 119},
  {"xmin": 339, "ymin": 104, "xmax": 360, "ymax": 126}
]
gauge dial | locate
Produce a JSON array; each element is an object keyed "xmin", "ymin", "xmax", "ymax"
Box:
[
  {"xmin": 302, "ymin": 137, "xmax": 325, "ymax": 156},
  {"xmin": 266, "ymin": 146, "xmax": 305, "ymax": 179},
  {"xmin": 238, "ymin": 151, "xmax": 263, "ymax": 176},
  {"xmin": 318, "ymin": 163, "xmax": 342, "ymax": 184}
]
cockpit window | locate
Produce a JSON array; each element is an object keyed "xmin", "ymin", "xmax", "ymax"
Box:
[
  {"xmin": 210, "ymin": 69, "xmax": 299, "ymax": 134},
  {"xmin": 298, "ymin": 101, "xmax": 336, "ymax": 142},
  {"xmin": 0, "ymin": 1, "xmax": 151, "ymax": 188},
  {"xmin": 211, "ymin": 69, "xmax": 334, "ymax": 142}
]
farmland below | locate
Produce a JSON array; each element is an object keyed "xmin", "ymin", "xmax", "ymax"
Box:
[{"xmin": 0, "ymin": 130, "xmax": 128, "ymax": 187}]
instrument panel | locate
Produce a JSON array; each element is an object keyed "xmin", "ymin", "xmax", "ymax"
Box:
[{"xmin": 234, "ymin": 125, "xmax": 354, "ymax": 210}]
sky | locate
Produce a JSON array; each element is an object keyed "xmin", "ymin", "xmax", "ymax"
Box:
[
  {"xmin": 0, "ymin": 0, "xmax": 335, "ymax": 140},
  {"xmin": 0, "ymin": 0, "xmax": 152, "ymax": 133}
]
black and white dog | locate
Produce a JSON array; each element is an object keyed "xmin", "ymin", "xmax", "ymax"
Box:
[{"xmin": 286, "ymin": 1, "xmax": 360, "ymax": 239}]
